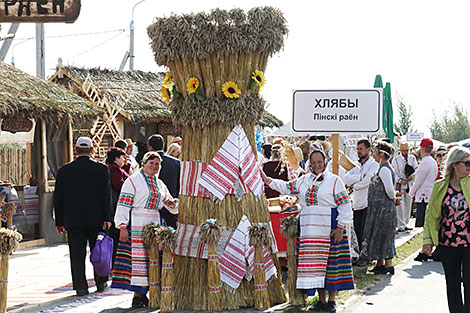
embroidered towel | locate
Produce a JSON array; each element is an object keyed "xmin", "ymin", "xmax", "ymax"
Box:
[
  {"xmin": 199, "ymin": 125, "xmax": 263, "ymax": 200},
  {"xmin": 219, "ymin": 215, "xmax": 277, "ymax": 291}
]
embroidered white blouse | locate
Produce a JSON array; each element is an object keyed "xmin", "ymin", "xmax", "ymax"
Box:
[
  {"xmin": 114, "ymin": 171, "xmax": 178, "ymax": 227},
  {"xmin": 267, "ymin": 172, "xmax": 353, "ymax": 228}
]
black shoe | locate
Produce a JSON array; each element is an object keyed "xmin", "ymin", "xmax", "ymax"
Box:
[
  {"xmin": 142, "ymin": 294, "xmax": 149, "ymax": 306},
  {"xmin": 132, "ymin": 296, "xmax": 145, "ymax": 309},
  {"xmin": 368, "ymin": 265, "xmax": 385, "ymax": 273},
  {"xmin": 96, "ymin": 282, "xmax": 107, "ymax": 292},
  {"xmin": 310, "ymin": 301, "xmax": 327, "ymax": 311},
  {"xmin": 355, "ymin": 259, "xmax": 370, "ymax": 267},
  {"xmin": 76, "ymin": 289, "xmax": 89, "ymax": 296},
  {"xmin": 432, "ymin": 251, "xmax": 441, "ymax": 262},
  {"xmin": 326, "ymin": 301, "xmax": 337, "ymax": 312},
  {"xmin": 414, "ymin": 252, "xmax": 430, "ymax": 262},
  {"xmin": 374, "ymin": 266, "xmax": 394, "ymax": 275}
]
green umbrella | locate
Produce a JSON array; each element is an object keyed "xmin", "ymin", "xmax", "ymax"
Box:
[
  {"xmin": 383, "ymin": 82, "xmax": 394, "ymax": 143},
  {"xmin": 373, "ymin": 74, "xmax": 383, "ymax": 89}
]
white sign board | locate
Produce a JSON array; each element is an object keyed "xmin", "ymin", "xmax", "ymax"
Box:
[
  {"xmin": 292, "ymin": 89, "xmax": 382, "ymax": 133},
  {"xmin": 406, "ymin": 132, "xmax": 424, "ymax": 142}
]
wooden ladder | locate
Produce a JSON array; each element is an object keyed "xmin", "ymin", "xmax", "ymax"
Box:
[{"xmin": 81, "ymin": 74, "xmax": 123, "ymax": 156}]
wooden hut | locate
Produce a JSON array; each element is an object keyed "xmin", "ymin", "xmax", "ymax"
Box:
[
  {"xmin": 50, "ymin": 65, "xmax": 283, "ymax": 160},
  {"xmin": 0, "ymin": 61, "xmax": 100, "ymax": 242}
]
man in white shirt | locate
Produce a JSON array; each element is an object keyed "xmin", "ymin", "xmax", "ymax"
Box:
[
  {"xmin": 409, "ymin": 138, "xmax": 438, "ymax": 227},
  {"xmin": 344, "ymin": 138, "xmax": 379, "ymax": 249},
  {"xmin": 391, "ymin": 142, "xmax": 418, "ymax": 232}
]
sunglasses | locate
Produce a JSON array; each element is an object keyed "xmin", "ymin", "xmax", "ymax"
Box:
[
  {"xmin": 459, "ymin": 160, "xmax": 470, "ymax": 167},
  {"xmin": 436, "ymin": 153, "xmax": 446, "ymax": 158}
]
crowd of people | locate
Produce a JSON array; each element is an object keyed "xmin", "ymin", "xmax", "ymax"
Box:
[{"xmin": 52, "ymin": 132, "xmax": 470, "ymax": 312}]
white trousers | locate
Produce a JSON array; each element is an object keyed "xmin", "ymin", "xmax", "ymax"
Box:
[{"xmin": 396, "ymin": 192, "xmax": 413, "ymax": 229}]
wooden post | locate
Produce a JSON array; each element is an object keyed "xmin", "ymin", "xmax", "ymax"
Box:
[
  {"xmin": 332, "ymin": 134, "xmax": 339, "ymax": 175},
  {"xmin": 41, "ymin": 119, "xmax": 48, "ymax": 189},
  {"xmin": 67, "ymin": 119, "xmax": 74, "ymax": 162}
]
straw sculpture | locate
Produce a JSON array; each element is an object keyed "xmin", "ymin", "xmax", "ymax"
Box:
[
  {"xmin": 249, "ymin": 223, "xmax": 272, "ymax": 309},
  {"xmin": 280, "ymin": 215, "xmax": 304, "ymax": 306},
  {"xmin": 156, "ymin": 226, "xmax": 177, "ymax": 313},
  {"xmin": 2, "ymin": 203, "xmax": 16, "ymax": 230},
  {"xmin": 147, "ymin": 6, "xmax": 288, "ymax": 310},
  {"xmin": 199, "ymin": 219, "xmax": 223, "ymax": 312},
  {"xmin": 0, "ymin": 228, "xmax": 23, "ymax": 312},
  {"xmin": 142, "ymin": 223, "xmax": 161, "ymax": 309}
]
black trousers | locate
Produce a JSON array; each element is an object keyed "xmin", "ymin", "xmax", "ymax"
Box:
[
  {"xmin": 66, "ymin": 227, "xmax": 108, "ymax": 290},
  {"xmin": 439, "ymin": 245, "xmax": 470, "ymax": 313},
  {"xmin": 353, "ymin": 208, "xmax": 368, "ymax": 250},
  {"xmin": 415, "ymin": 200, "xmax": 427, "ymax": 227}
]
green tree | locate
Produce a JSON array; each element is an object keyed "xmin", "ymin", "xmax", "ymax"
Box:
[
  {"xmin": 430, "ymin": 104, "xmax": 470, "ymax": 143},
  {"xmin": 394, "ymin": 95, "xmax": 415, "ymax": 136}
]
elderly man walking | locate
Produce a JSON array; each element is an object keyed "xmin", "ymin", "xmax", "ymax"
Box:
[
  {"xmin": 54, "ymin": 137, "xmax": 112, "ymax": 296},
  {"xmin": 409, "ymin": 138, "xmax": 438, "ymax": 228},
  {"xmin": 391, "ymin": 142, "xmax": 418, "ymax": 232}
]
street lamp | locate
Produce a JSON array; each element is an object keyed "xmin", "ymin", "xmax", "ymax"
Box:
[
  {"xmin": 11, "ymin": 38, "xmax": 33, "ymax": 67},
  {"xmin": 129, "ymin": 0, "xmax": 146, "ymax": 71}
]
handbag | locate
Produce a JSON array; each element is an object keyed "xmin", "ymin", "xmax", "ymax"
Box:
[{"xmin": 90, "ymin": 232, "xmax": 114, "ymax": 277}]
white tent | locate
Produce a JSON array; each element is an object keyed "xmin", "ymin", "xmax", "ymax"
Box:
[{"xmin": 267, "ymin": 121, "xmax": 311, "ymax": 142}]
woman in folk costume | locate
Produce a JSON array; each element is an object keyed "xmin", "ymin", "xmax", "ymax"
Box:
[
  {"xmin": 111, "ymin": 152, "xmax": 178, "ymax": 308},
  {"xmin": 359, "ymin": 141, "xmax": 401, "ymax": 275},
  {"xmin": 261, "ymin": 149, "xmax": 354, "ymax": 313}
]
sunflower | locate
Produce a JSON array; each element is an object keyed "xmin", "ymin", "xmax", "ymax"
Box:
[
  {"xmin": 187, "ymin": 77, "xmax": 200, "ymax": 94},
  {"xmin": 160, "ymin": 87, "xmax": 170, "ymax": 103},
  {"xmin": 251, "ymin": 70, "xmax": 265, "ymax": 88},
  {"xmin": 163, "ymin": 72, "xmax": 173, "ymax": 87},
  {"xmin": 222, "ymin": 81, "xmax": 241, "ymax": 99}
]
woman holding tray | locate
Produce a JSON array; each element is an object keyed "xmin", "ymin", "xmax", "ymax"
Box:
[
  {"xmin": 261, "ymin": 149, "xmax": 354, "ymax": 313},
  {"xmin": 111, "ymin": 151, "xmax": 178, "ymax": 308}
]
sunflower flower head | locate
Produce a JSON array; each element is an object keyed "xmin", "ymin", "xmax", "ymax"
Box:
[
  {"xmin": 160, "ymin": 87, "xmax": 170, "ymax": 103},
  {"xmin": 163, "ymin": 72, "xmax": 173, "ymax": 87},
  {"xmin": 251, "ymin": 70, "xmax": 265, "ymax": 88},
  {"xmin": 222, "ymin": 81, "xmax": 241, "ymax": 99},
  {"xmin": 187, "ymin": 77, "xmax": 200, "ymax": 94}
]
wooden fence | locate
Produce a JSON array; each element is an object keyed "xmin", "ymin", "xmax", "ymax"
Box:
[{"xmin": 0, "ymin": 144, "xmax": 29, "ymax": 186}]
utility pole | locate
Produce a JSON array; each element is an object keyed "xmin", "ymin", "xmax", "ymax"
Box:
[
  {"xmin": 36, "ymin": 23, "xmax": 45, "ymax": 79},
  {"xmin": 129, "ymin": 0, "xmax": 146, "ymax": 70},
  {"xmin": 0, "ymin": 23, "xmax": 19, "ymax": 61}
]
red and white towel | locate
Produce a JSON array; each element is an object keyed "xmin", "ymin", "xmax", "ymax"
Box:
[
  {"xmin": 198, "ymin": 125, "xmax": 264, "ymax": 201},
  {"xmin": 219, "ymin": 215, "xmax": 277, "ymax": 291},
  {"xmin": 180, "ymin": 161, "xmax": 250, "ymax": 198},
  {"xmin": 175, "ymin": 222, "xmax": 233, "ymax": 259}
]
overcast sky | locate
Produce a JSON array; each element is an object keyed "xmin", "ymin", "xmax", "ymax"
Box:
[{"xmin": 2, "ymin": 0, "xmax": 470, "ymax": 136}]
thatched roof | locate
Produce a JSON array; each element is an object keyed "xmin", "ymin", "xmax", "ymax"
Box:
[
  {"xmin": 0, "ymin": 62, "xmax": 99, "ymax": 123},
  {"xmin": 58, "ymin": 66, "xmax": 170, "ymax": 123},
  {"xmin": 54, "ymin": 66, "xmax": 283, "ymax": 128},
  {"xmin": 147, "ymin": 7, "xmax": 288, "ymax": 66}
]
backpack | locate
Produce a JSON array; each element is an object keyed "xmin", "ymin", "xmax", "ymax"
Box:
[{"xmin": 90, "ymin": 232, "xmax": 114, "ymax": 277}]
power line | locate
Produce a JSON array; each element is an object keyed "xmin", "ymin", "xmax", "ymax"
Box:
[
  {"xmin": 11, "ymin": 29, "xmax": 126, "ymax": 41},
  {"xmin": 66, "ymin": 30, "xmax": 125, "ymax": 60}
]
